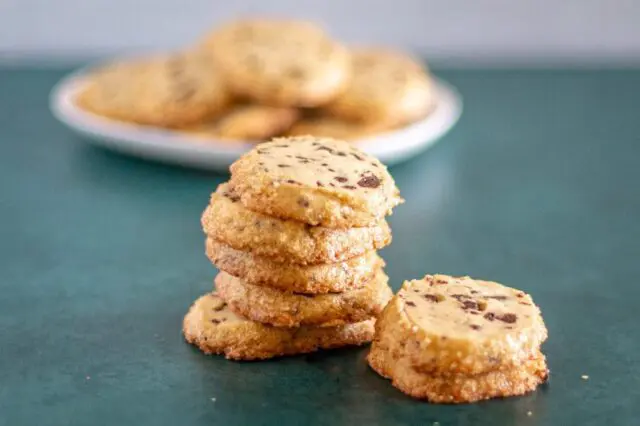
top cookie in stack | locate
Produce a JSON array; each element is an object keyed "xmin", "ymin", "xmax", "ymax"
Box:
[{"xmin": 186, "ymin": 136, "xmax": 403, "ymax": 360}]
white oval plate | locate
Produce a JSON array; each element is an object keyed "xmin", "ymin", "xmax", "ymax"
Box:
[{"xmin": 50, "ymin": 70, "xmax": 462, "ymax": 171}]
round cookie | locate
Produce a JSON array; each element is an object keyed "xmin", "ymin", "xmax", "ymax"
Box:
[
  {"xmin": 203, "ymin": 19, "xmax": 350, "ymax": 107},
  {"xmin": 374, "ymin": 274, "xmax": 548, "ymax": 375},
  {"xmin": 367, "ymin": 342, "xmax": 548, "ymax": 403},
  {"xmin": 183, "ymin": 105, "xmax": 299, "ymax": 141},
  {"xmin": 287, "ymin": 117, "xmax": 385, "ymax": 141},
  {"xmin": 206, "ymin": 238, "xmax": 383, "ymax": 294},
  {"xmin": 183, "ymin": 292, "xmax": 375, "ymax": 360},
  {"xmin": 201, "ymin": 183, "xmax": 392, "ymax": 264},
  {"xmin": 214, "ymin": 269, "xmax": 393, "ymax": 327},
  {"xmin": 76, "ymin": 52, "xmax": 230, "ymax": 127},
  {"xmin": 229, "ymin": 136, "xmax": 403, "ymax": 227},
  {"xmin": 324, "ymin": 48, "xmax": 435, "ymax": 126}
]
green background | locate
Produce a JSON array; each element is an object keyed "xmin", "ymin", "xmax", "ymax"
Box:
[{"xmin": 1, "ymin": 67, "xmax": 638, "ymax": 425}]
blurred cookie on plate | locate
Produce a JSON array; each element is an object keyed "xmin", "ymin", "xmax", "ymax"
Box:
[
  {"xmin": 76, "ymin": 52, "xmax": 230, "ymax": 127},
  {"xmin": 182, "ymin": 104, "xmax": 299, "ymax": 141},
  {"xmin": 324, "ymin": 48, "xmax": 436, "ymax": 127},
  {"xmin": 287, "ymin": 116, "xmax": 387, "ymax": 141},
  {"xmin": 202, "ymin": 18, "xmax": 351, "ymax": 107}
]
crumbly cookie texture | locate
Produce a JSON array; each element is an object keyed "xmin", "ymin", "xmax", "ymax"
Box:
[
  {"xmin": 324, "ymin": 48, "xmax": 435, "ymax": 126},
  {"xmin": 367, "ymin": 342, "xmax": 548, "ymax": 403},
  {"xmin": 76, "ymin": 52, "xmax": 230, "ymax": 127},
  {"xmin": 203, "ymin": 19, "xmax": 350, "ymax": 107},
  {"xmin": 201, "ymin": 183, "xmax": 392, "ymax": 264},
  {"xmin": 229, "ymin": 136, "xmax": 403, "ymax": 227},
  {"xmin": 373, "ymin": 274, "xmax": 548, "ymax": 375},
  {"xmin": 183, "ymin": 293, "xmax": 374, "ymax": 360},
  {"xmin": 286, "ymin": 117, "xmax": 386, "ymax": 141},
  {"xmin": 182, "ymin": 105, "xmax": 299, "ymax": 141},
  {"xmin": 214, "ymin": 268, "xmax": 393, "ymax": 327},
  {"xmin": 205, "ymin": 238, "xmax": 383, "ymax": 294}
]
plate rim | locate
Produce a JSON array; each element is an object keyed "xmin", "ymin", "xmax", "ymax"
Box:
[{"xmin": 50, "ymin": 67, "xmax": 462, "ymax": 170}]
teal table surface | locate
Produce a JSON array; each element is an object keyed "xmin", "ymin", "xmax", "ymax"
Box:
[{"xmin": 1, "ymin": 67, "xmax": 639, "ymax": 426}]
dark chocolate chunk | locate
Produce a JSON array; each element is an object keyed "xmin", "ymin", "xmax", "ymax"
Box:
[
  {"xmin": 277, "ymin": 164, "xmax": 290, "ymax": 168},
  {"xmin": 461, "ymin": 300, "xmax": 479, "ymax": 310},
  {"xmin": 343, "ymin": 185, "xmax": 357, "ymax": 190},
  {"xmin": 357, "ymin": 174, "xmax": 381, "ymax": 188},
  {"xmin": 423, "ymin": 294, "xmax": 441, "ymax": 303},
  {"xmin": 405, "ymin": 301, "xmax": 416, "ymax": 307},
  {"xmin": 334, "ymin": 176, "xmax": 348, "ymax": 183},
  {"xmin": 470, "ymin": 324, "xmax": 481, "ymax": 330},
  {"xmin": 316, "ymin": 181, "xmax": 324, "ymax": 187},
  {"xmin": 497, "ymin": 313, "xmax": 517, "ymax": 324},
  {"xmin": 286, "ymin": 179, "xmax": 300, "ymax": 185},
  {"xmin": 350, "ymin": 152, "xmax": 365, "ymax": 161},
  {"xmin": 484, "ymin": 312, "xmax": 496, "ymax": 321},
  {"xmin": 213, "ymin": 303, "xmax": 226, "ymax": 312}
]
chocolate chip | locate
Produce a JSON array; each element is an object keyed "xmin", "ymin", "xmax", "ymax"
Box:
[
  {"xmin": 321, "ymin": 163, "xmax": 329, "ymax": 167},
  {"xmin": 469, "ymin": 311, "xmax": 480, "ymax": 315},
  {"xmin": 423, "ymin": 294, "xmax": 441, "ymax": 303},
  {"xmin": 470, "ymin": 290, "xmax": 479, "ymax": 294},
  {"xmin": 299, "ymin": 159, "xmax": 310, "ymax": 164},
  {"xmin": 316, "ymin": 181, "xmax": 324, "ymax": 187},
  {"xmin": 357, "ymin": 174, "xmax": 380, "ymax": 188},
  {"xmin": 213, "ymin": 303, "xmax": 226, "ymax": 312},
  {"xmin": 343, "ymin": 185, "xmax": 357, "ymax": 190},
  {"xmin": 405, "ymin": 301, "xmax": 416, "ymax": 307},
  {"xmin": 371, "ymin": 161, "xmax": 380, "ymax": 168},
  {"xmin": 298, "ymin": 197, "xmax": 310, "ymax": 208},
  {"xmin": 328, "ymin": 168, "xmax": 335, "ymax": 172},
  {"xmin": 223, "ymin": 192, "xmax": 240, "ymax": 203},
  {"xmin": 485, "ymin": 295, "xmax": 508, "ymax": 301},
  {"xmin": 211, "ymin": 318, "xmax": 226, "ymax": 324},
  {"xmin": 470, "ymin": 324, "xmax": 481, "ymax": 330},
  {"xmin": 316, "ymin": 146, "xmax": 334, "ymax": 153},
  {"xmin": 336, "ymin": 151, "xmax": 347, "ymax": 157},
  {"xmin": 277, "ymin": 164, "xmax": 290, "ymax": 168},
  {"xmin": 274, "ymin": 144, "xmax": 290, "ymax": 148},
  {"xmin": 497, "ymin": 313, "xmax": 517, "ymax": 323},
  {"xmin": 484, "ymin": 312, "xmax": 496, "ymax": 321},
  {"xmin": 329, "ymin": 183, "xmax": 336, "ymax": 187},
  {"xmin": 451, "ymin": 294, "xmax": 470, "ymax": 301},
  {"xmin": 517, "ymin": 293, "xmax": 525, "ymax": 298},
  {"xmin": 286, "ymin": 179, "xmax": 300, "ymax": 185},
  {"xmin": 461, "ymin": 300, "xmax": 479, "ymax": 310},
  {"xmin": 350, "ymin": 152, "xmax": 365, "ymax": 161},
  {"xmin": 334, "ymin": 176, "xmax": 348, "ymax": 183}
]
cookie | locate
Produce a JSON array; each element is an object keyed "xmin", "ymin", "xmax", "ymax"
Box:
[
  {"xmin": 183, "ymin": 105, "xmax": 299, "ymax": 141},
  {"xmin": 324, "ymin": 48, "xmax": 435, "ymax": 126},
  {"xmin": 214, "ymin": 268, "xmax": 393, "ymax": 327},
  {"xmin": 287, "ymin": 117, "xmax": 385, "ymax": 141},
  {"xmin": 76, "ymin": 52, "xmax": 230, "ymax": 127},
  {"xmin": 373, "ymin": 274, "xmax": 548, "ymax": 375},
  {"xmin": 183, "ymin": 293, "xmax": 375, "ymax": 360},
  {"xmin": 203, "ymin": 19, "xmax": 350, "ymax": 107},
  {"xmin": 367, "ymin": 342, "xmax": 548, "ymax": 403},
  {"xmin": 201, "ymin": 183, "xmax": 392, "ymax": 264},
  {"xmin": 206, "ymin": 239, "xmax": 383, "ymax": 294},
  {"xmin": 229, "ymin": 136, "xmax": 403, "ymax": 227}
]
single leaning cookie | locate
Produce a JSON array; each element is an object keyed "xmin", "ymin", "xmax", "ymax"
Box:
[
  {"xmin": 215, "ymin": 269, "xmax": 393, "ymax": 327},
  {"xmin": 76, "ymin": 52, "xmax": 230, "ymax": 127},
  {"xmin": 182, "ymin": 105, "xmax": 299, "ymax": 141},
  {"xmin": 201, "ymin": 183, "xmax": 392, "ymax": 264},
  {"xmin": 367, "ymin": 342, "xmax": 548, "ymax": 403},
  {"xmin": 324, "ymin": 48, "xmax": 435, "ymax": 126},
  {"xmin": 206, "ymin": 239, "xmax": 383, "ymax": 294},
  {"xmin": 373, "ymin": 274, "xmax": 548, "ymax": 375},
  {"xmin": 229, "ymin": 136, "xmax": 403, "ymax": 227},
  {"xmin": 203, "ymin": 19, "xmax": 350, "ymax": 107},
  {"xmin": 183, "ymin": 292, "xmax": 374, "ymax": 360}
]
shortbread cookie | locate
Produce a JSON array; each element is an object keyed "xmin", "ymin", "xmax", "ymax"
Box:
[
  {"xmin": 215, "ymin": 269, "xmax": 393, "ymax": 327},
  {"xmin": 206, "ymin": 239, "xmax": 383, "ymax": 294},
  {"xmin": 324, "ymin": 48, "xmax": 435, "ymax": 126},
  {"xmin": 367, "ymin": 342, "xmax": 548, "ymax": 403},
  {"xmin": 203, "ymin": 19, "xmax": 350, "ymax": 107},
  {"xmin": 374, "ymin": 274, "xmax": 548, "ymax": 375},
  {"xmin": 229, "ymin": 136, "xmax": 403, "ymax": 227},
  {"xmin": 183, "ymin": 292, "xmax": 374, "ymax": 360},
  {"xmin": 77, "ymin": 53, "xmax": 230, "ymax": 127},
  {"xmin": 183, "ymin": 105, "xmax": 299, "ymax": 141},
  {"xmin": 201, "ymin": 183, "xmax": 392, "ymax": 264},
  {"xmin": 287, "ymin": 117, "xmax": 385, "ymax": 141}
]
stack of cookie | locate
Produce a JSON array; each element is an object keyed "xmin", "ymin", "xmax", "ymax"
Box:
[
  {"xmin": 184, "ymin": 136, "xmax": 403, "ymax": 360},
  {"xmin": 367, "ymin": 274, "xmax": 549, "ymax": 403}
]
